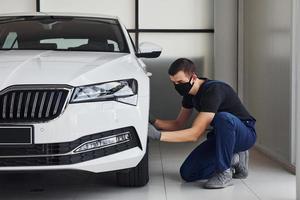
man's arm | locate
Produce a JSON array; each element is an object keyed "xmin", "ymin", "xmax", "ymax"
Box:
[
  {"xmin": 154, "ymin": 107, "xmax": 193, "ymax": 131},
  {"xmin": 160, "ymin": 112, "xmax": 215, "ymax": 142}
]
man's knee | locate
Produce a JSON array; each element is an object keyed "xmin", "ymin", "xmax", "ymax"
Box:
[
  {"xmin": 179, "ymin": 165, "xmax": 195, "ymax": 182},
  {"xmin": 180, "ymin": 163, "xmax": 208, "ymax": 182},
  {"xmin": 180, "ymin": 163, "xmax": 213, "ymax": 182}
]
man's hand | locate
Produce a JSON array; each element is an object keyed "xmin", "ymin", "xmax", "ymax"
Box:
[
  {"xmin": 149, "ymin": 113, "xmax": 157, "ymax": 125},
  {"xmin": 148, "ymin": 123, "xmax": 161, "ymax": 140}
]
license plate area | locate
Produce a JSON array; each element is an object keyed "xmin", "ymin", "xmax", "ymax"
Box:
[{"xmin": 0, "ymin": 126, "xmax": 33, "ymax": 145}]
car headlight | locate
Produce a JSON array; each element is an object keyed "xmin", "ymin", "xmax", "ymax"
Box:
[{"xmin": 70, "ymin": 79, "xmax": 138, "ymax": 105}]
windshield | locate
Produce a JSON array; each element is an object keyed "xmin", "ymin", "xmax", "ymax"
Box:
[{"xmin": 0, "ymin": 16, "xmax": 129, "ymax": 52}]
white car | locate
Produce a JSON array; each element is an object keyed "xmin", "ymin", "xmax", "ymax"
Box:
[{"xmin": 0, "ymin": 12, "xmax": 161, "ymax": 187}]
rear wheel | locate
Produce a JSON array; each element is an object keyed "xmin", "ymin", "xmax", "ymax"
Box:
[{"xmin": 116, "ymin": 145, "xmax": 149, "ymax": 187}]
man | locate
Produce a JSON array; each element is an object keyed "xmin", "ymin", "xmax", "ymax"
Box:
[{"xmin": 148, "ymin": 58, "xmax": 256, "ymax": 189}]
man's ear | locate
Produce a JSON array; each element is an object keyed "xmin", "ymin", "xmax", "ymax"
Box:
[{"xmin": 191, "ymin": 73, "xmax": 197, "ymax": 82}]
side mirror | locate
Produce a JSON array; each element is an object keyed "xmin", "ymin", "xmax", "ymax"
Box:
[{"xmin": 136, "ymin": 42, "xmax": 162, "ymax": 58}]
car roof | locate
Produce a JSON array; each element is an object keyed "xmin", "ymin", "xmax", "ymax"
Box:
[{"xmin": 0, "ymin": 12, "xmax": 119, "ymax": 20}]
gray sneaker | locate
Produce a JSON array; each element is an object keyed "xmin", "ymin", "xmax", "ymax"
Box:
[
  {"xmin": 204, "ymin": 169, "xmax": 233, "ymax": 189},
  {"xmin": 232, "ymin": 150, "xmax": 249, "ymax": 179}
]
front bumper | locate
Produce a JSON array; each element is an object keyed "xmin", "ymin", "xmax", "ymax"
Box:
[
  {"xmin": 0, "ymin": 148, "xmax": 144, "ymax": 173},
  {"xmin": 0, "ymin": 126, "xmax": 141, "ymax": 166},
  {"xmin": 0, "ymin": 96, "xmax": 149, "ymax": 173}
]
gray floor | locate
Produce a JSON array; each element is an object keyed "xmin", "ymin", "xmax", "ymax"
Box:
[{"xmin": 0, "ymin": 141, "xmax": 296, "ymax": 200}]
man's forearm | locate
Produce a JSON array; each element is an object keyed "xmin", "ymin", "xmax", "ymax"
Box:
[
  {"xmin": 154, "ymin": 119, "xmax": 182, "ymax": 131},
  {"xmin": 160, "ymin": 128, "xmax": 204, "ymax": 142}
]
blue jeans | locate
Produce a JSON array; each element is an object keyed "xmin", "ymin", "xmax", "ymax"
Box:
[{"xmin": 180, "ymin": 112, "xmax": 257, "ymax": 182}]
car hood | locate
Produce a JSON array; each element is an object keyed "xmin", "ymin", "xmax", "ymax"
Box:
[{"xmin": 0, "ymin": 50, "xmax": 132, "ymax": 90}]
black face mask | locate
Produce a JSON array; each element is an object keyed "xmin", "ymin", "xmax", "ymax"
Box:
[{"xmin": 174, "ymin": 76, "xmax": 194, "ymax": 96}]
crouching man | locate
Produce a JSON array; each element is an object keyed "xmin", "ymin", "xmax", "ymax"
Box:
[{"xmin": 148, "ymin": 58, "xmax": 256, "ymax": 189}]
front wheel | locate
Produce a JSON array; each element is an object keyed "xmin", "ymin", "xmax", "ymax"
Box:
[{"xmin": 116, "ymin": 145, "xmax": 149, "ymax": 187}]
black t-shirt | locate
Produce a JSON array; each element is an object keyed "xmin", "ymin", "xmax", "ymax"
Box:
[{"xmin": 182, "ymin": 78, "xmax": 255, "ymax": 121}]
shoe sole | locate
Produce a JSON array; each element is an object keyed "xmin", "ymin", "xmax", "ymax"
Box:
[
  {"xmin": 233, "ymin": 171, "xmax": 248, "ymax": 179},
  {"xmin": 204, "ymin": 182, "xmax": 234, "ymax": 189}
]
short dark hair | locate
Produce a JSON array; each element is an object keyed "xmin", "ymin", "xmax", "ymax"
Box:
[{"xmin": 168, "ymin": 58, "xmax": 196, "ymax": 76}]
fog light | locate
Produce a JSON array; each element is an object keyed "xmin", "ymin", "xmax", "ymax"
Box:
[{"xmin": 74, "ymin": 132, "xmax": 130, "ymax": 153}]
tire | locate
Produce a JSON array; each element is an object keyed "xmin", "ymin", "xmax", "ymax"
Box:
[{"xmin": 116, "ymin": 145, "xmax": 149, "ymax": 187}]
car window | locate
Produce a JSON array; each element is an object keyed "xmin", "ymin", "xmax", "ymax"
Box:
[
  {"xmin": 2, "ymin": 32, "xmax": 18, "ymax": 48},
  {"xmin": 40, "ymin": 38, "xmax": 89, "ymax": 49},
  {"xmin": 0, "ymin": 16, "xmax": 129, "ymax": 53}
]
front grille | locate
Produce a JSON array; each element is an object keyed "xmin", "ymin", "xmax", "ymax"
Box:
[
  {"xmin": 0, "ymin": 86, "xmax": 71, "ymax": 122},
  {"xmin": 0, "ymin": 126, "xmax": 142, "ymax": 166}
]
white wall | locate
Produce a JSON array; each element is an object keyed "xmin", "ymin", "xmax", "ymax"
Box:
[
  {"xmin": 214, "ymin": 0, "xmax": 238, "ymax": 90},
  {"xmin": 243, "ymin": 0, "xmax": 293, "ymax": 164},
  {"xmin": 40, "ymin": 0, "xmax": 135, "ymax": 29},
  {"xmin": 139, "ymin": 0, "xmax": 213, "ymax": 30},
  {"xmin": 293, "ymin": 0, "xmax": 300, "ymax": 197},
  {"xmin": 0, "ymin": 0, "xmax": 35, "ymax": 13}
]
